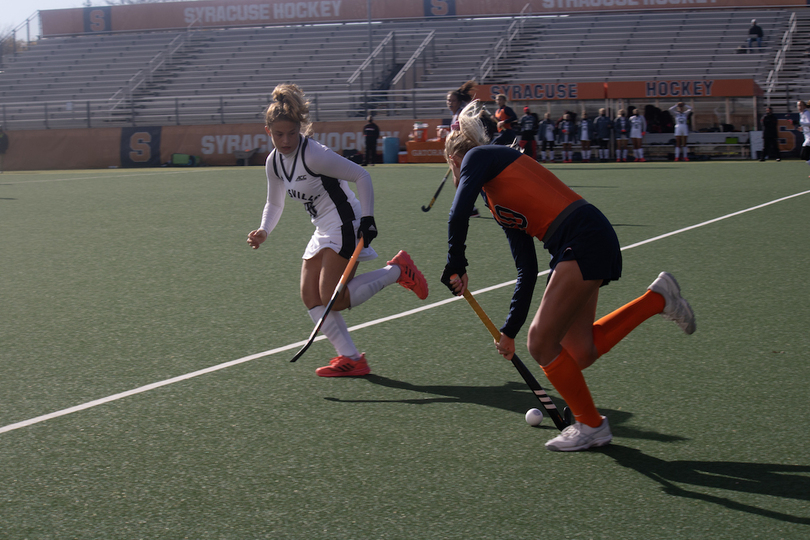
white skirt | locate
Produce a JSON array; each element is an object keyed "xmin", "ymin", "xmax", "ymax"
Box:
[{"xmin": 303, "ymin": 223, "xmax": 378, "ymax": 262}]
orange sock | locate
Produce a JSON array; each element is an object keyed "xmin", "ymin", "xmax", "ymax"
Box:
[
  {"xmin": 592, "ymin": 290, "xmax": 665, "ymax": 357},
  {"xmin": 542, "ymin": 348, "xmax": 602, "ymax": 428}
]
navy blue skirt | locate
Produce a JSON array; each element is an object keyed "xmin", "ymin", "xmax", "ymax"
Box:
[{"xmin": 543, "ymin": 203, "xmax": 622, "ymax": 286}]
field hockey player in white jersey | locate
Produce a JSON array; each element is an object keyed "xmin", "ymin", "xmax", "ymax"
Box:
[
  {"xmin": 629, "ymin": 107, "xmax": 647, "ymax": 162},
  {"xmin": 247, "ymin": 84, "xmax": 429, "ymax": 377},
  {"xmin": 796, "ymin": 100, "xmax": 810, "ymax": 177},
  {"xmin": 669, "ymin": 102, "xmax": 692, "ymax": 161}
]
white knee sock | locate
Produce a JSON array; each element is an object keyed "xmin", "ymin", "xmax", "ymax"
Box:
[
  {"xmin": 308, "ymin": 306, "xmax": 359, "ymax": 359},
  {"xmin": 347, "ymin": 266, "xmax": 401, "ymax": 308}
]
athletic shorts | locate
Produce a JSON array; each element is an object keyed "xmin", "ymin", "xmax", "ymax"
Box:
[
  {"xmin": 801, "ymin": 145, "xmax": 810, "ymax": 161},
  {"xmin": 304, "ymin": 221, "xmax": 378, "ymax": 261},
  {"xmin": 674, "ymin": 125, "xmax": 689, "ymax": 137},
  {"xmin": 543, "ymin": 204, "xmax": 622, "ymax": 286},
  {"xmin": 599, "ymin": 138, "xmax": 610, "ymax": 148}
]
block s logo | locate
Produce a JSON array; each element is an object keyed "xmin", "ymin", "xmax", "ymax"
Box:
[
  {"xmin": 129, "ymin": 132, "xmax": 152, "ymax": 163},
  {"xmin": 424, "ymin": 0, "xmax": 456, "ymax": 17},
  {"xmin": 83, "ymin": 6, "xmax": 112, "ymax": 33},
  {"xmin": 89, "ymin": 10, "xmax": 107, "ymax": 32},
  {"xmin": 120, "ymin": 126, "xmax": 162, "ymax": 168}
]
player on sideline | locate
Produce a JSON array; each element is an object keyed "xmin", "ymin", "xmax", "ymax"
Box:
[
  {"xmin": 538, "ymin": 112, "xmax": 557, "ymax": 163},
  {"xmin": 613, "ymin": 109, "xmax": 630, "ymax": 162},
  {"xmin": 578, "ymin": 110, "xmax": 595, "ymax": 162},
  {"xmin": 796, "ymin": 100, "xmax": 810, "ymax": 177},
  {"xmin": 440, "ymin": 101, "xmax": 696, "ymax": 452},
  {"xmin": 558, "ymin": 113, "xmax": 575, "ymax": 163},
  {"xmin": 247, "ymin": 84, "xmax": 429, "ymax": 377},
  {"xmin": 629, "ymin": 107, "xmax": 647, "ymax": 162},
  {"xmin": 594, "ymin": 108, "xmax": 613, "ymax": 162},
  {"xmin": 669, "ymin": 102, "xmax": 692, "ymax": 161}
]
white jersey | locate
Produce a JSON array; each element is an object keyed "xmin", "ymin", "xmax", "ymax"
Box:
[
  {"xmin": 670, "ymin": 105, "xmax": 692, "ymax": 137},
  {"xmin": 261, "ymin": 136, "xmax": 377, "ymax": 260},
  {"xmin": 801, "ymin": 110, "xmax": 810, "ymax": 146},
  {"xmin": 630, "ymin": 115, "xmax": 647, "ymax": 139},
  {"xmin": 579, "ymin": 120, "xmax": 591, "ymax": 141}
]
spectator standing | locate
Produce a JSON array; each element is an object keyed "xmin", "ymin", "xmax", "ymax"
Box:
[
  {"xmin": 492, "ymin": 94, "xmax": 518, "ymax": 146},
  {"xmin": 759, "ymin": 106, "xmax": 780, "ymax": 162},
  {"xmin": 613, "ymin": 109, "xmax": 631, "ymax": 162},
  {"xmin": 538, "ymin": 112, "xmax": 557, "ymax": 163},
  {"xmin": 518, "ymin": 106, "xmax": 539, "ymax": 160},
  {"xmin": 748, "ymin": 19, "xmax": 764, "ymax": 52},
  {"xmin": 594, "ymin": 108, "xmax": 613, "ymax": 162},
  {"xmin": 668, "ymin": 102, "xmax": 692, "ymax": 161},
  {"xmin": 362, "ymin": 115, "xmax": 380, "ymax": 166},
  {"xmin": 629, "ymin": 107, "xmax": 647, "ymax": 162},
  {"xmin": 0, "ymin": 126, "xmax": 8, "ymax": 173}
]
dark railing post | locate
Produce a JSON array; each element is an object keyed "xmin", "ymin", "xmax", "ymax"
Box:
[
  {"xmin": 175, "ymin": 98, "xmax": 180, "ymax": 125},
  {"xmin": 220, "ymin": 96, "xmax": 225, "ymax": 124},
  {"xmin": 44, "ymin": 102, "xmax": 49, "ymax": 129},
  {"xmin": 86, "ymin": 101, "xmax": 91, "ymax": 128}
]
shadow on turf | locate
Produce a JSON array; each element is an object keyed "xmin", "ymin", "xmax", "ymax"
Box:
[
  {"xmin": 326, "ymin": 375, "xmax": 683, "ymax": 442},
  {"xmin": 600, "ymin": 445, "xmax": 810, "ymax": 524}
]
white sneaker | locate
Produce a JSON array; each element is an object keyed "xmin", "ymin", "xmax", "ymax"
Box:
[
  {"xmin": 648, "ymin": 272, "xmax": 696, "ymax": 335},
  {"xmin": 545, "ymin": 416, "xmax": 612, "ymax": 452}
]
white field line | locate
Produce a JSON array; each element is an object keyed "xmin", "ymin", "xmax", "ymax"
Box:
[{"xmin": 2, "ymin": 189, "xmax": 809, "ymax": 435}]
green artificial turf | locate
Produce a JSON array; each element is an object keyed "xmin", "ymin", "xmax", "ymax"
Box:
[{"xmin": 0, "ymin": 161, "xmax": 808, "ymax": 539}]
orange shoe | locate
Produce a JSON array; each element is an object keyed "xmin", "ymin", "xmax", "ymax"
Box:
[
  {"xmin": 387, "ymin": 250, "xmax": 429, "ymax": 299},
  {"xmin": 315, "ymin": 354, "xmax": 371, "ymax": 377}
]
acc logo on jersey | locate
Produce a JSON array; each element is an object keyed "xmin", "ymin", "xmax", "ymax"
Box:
[
  {"xmin": 295, "ymin": 175, "xmax": 307, "ymax": 182},
  {"xmin": 492, "ymin": 205, "xmax": 528, "ymax": 230}
]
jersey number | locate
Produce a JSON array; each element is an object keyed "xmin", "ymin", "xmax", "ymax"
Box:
[{"xmin": 493, "ymin": 205, "xmax": 528, "ymax": 230}]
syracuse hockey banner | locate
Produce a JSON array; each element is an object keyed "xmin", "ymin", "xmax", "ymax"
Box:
[
  {"xmin": 478, "ymin": 79, "xmax": 762, "ymax": 101},
  {"xmin": 40, "ymin": 0, "xmax": 806, "ymax": 36}
]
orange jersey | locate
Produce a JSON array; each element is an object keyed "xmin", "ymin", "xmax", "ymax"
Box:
[{"xmin": 481, "ymin": 151, "xmax": 583, "ymax": 240}]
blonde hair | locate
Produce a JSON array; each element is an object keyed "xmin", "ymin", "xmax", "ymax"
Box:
[
  {"xmin": 265, "ymin": 84, "xmax": 311, "ymax": 134},
  {"xmin": 445, "ymin": 100, "xmax": 491, "ymax": 158}
]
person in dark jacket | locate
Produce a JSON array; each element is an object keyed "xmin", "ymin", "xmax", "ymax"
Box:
[
  {"xmin": 362, "ymin": 115, "xmax": 380, "ymax": 166},
  {"xmin": 0, "ymin": 126, "xmax": 8, "ymax": 173},
  {"xmin": 759, "ymin": 106, "xmax": 780, "ymax": 162}
]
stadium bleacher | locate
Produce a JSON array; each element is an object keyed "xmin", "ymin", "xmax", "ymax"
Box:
[{"xmin": 1, "ymin": 8, "xmax": 808, "ymax": 130}]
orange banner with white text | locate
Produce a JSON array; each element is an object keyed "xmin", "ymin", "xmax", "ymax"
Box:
[{"xmin": 40, "ymin": 0, "xmax": 805, "ymax": 36}]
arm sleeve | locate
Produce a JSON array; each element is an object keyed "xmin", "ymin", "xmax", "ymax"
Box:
[
  {"xmin": 259, "ymin": 164, "xmax": 286, "ymax": 234},
  {"xmin": 500, "ymin": 227, "xmax": 538, "ymax": 339},
  {"xmin": 307, "ymin": 142, "xmax": 374, "ymax": 216}
]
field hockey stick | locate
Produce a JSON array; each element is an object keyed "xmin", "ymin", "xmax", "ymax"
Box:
[
  {"xmin": 290, "ymin": 237, "xmax": 364, "ymax": 363},
  {"xmin": 421, "ymin": 167, "xmax": 451, "ymax": 212},
  {"xmin": 457, "ymin": 283, "xmax": 569, "ymax": 430}
]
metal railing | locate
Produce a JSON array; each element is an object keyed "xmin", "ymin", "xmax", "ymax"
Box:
[
  {"xmin": 346, "ymin": 31, "xmax": 395, "ymax": 91},
  {"xmin": 765, "ymin": 11, "xmax": 797, "ymax": 104},
  {"xmin": 0, "ymin": 12, "xmax": 40, "ymax": 67},
  {"xmin": 108, "ymin": 17, "xmax": 201, "ymax": 111},
  {"xmin": 1, "ymin": 87, "xmax": 456, "ymax": 130},
  {"xmin": 390, "ymin": 31, "xmax": 435, "ymax": 90},
  {"xmin": 476, "ymin": 3, "xmax": 531, "ymax": 82}
]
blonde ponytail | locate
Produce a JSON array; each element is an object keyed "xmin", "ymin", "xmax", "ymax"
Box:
[
  {"xmin": 445, "ymin": 100, "xmax": 490, "ymax": 158},
  {"xmin": 265, "ymin": 84, "xmax": 311, "ymax": 134}
]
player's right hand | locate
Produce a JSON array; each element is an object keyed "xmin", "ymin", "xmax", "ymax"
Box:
[{"xmin": 247, "ymin": 229, "xmax": 267, "ymax": 249}]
